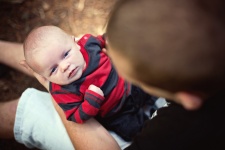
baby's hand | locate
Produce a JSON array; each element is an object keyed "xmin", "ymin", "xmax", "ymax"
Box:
[
  {"xmin": 102, "ymin": 37, "xmax": 108, "ymax": 55},
  {"xmin": 102, "ymin": 48, "xmax": 107, "ymax": 54},
  {"xmin": 88, "ymin": 84, "xmax": 104, "ymax": 97}
]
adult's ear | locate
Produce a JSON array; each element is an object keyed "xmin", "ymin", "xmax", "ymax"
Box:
[{"xmin": 175, "ymin": 92, "xmax": 204, "ymax": 110}]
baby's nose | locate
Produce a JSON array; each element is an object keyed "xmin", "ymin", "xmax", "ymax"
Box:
[{"xmin": 60, "ymin": 62, "xmax": 70, "ymax": 72}]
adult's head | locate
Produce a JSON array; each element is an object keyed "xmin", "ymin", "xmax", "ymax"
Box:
[
  {"xmin": 24, "ymin": 26, "xmax": 86, "ymax": 85},
  {"xmin": 106, "ymin": 0, "xmax": 225, "ymax": 110}
]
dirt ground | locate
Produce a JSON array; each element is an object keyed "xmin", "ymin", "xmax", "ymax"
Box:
[{"xmin": 0, "ymin": 0, "xmax": 116, "ymax": 149}]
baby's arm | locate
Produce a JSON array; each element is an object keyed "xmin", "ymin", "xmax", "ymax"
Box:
[
  {"xmin": 96, "ymin": 34, "xmax": 106, "ymax": 48},
  {"xmin": 96, "ymin": 34, "xmax": 109, "ymax": 56},
  {"xmin": 68, "ymin": 84, "xmax": 105, "ymax": 123}
]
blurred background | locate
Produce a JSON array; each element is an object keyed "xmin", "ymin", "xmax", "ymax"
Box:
[{"xmin": 0, "ymin": 0, "xmax": 117, "ymax": 149}]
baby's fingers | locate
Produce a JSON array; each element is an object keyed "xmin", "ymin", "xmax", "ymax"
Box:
[{"xmin": 88, "ymin": 84, "xmax": 104, "ymax": 96}]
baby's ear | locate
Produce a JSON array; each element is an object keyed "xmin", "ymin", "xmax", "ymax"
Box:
[
  {"xmin": 175, "ymin": 92, "xmax": 204, "ymax": 110},
  {"xmin": 20, "ymin": 60, "xmax": 32, "ymax": 72},
  {"xmin": 71, "ymin": 36, "xmax": 76, "ymax": 41},
  {"xmin": 20, "ymin": 60, "xmax": 49, "ymax": 90}
]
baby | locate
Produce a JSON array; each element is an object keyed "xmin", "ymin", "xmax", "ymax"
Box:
[{"xmin": 23, "ymin": 25, "xmax": 165, "ymax": 141}]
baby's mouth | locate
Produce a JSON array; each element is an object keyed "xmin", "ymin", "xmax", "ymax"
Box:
[{"xmin": 68, "ymin": 67, "xmax": 77, "ymax": 78}]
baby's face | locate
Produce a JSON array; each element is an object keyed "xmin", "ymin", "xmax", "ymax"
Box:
[{"xmin": 32, "ymin": 35, "xmax": 86, "ymax": 85}]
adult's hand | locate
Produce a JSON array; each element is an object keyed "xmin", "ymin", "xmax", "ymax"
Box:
[{"xmin": 20, "ymin": 60, "xmax": 49, "ymax": 91}]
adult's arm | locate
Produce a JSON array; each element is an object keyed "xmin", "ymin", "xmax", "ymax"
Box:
[
  {"xmin": 0, "ymin": 41, "xmax": 33, "ymax": 76},
  {"xmin": 20, "ymin": 60, "xmax": 121, "ymax": 150},
  {"xmin": 52, "ymin": 99, "xmax": 121, "ymax": 150}
]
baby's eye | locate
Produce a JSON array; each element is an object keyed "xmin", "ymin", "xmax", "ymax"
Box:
[
  {"xmin": 50, "ymin": 66, "xmax": 57, "ymax": 75},
  {"xmin": 64, "ymin": 50, "xmax": 70, "ymax": 58}
]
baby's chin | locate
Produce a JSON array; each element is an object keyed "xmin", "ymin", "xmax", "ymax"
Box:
[
  {"xmin": 53, "ymin": 77, "xmax": 79, "ymax": 85},
  {"xmin": 54, "ymin": 80, "xmax": 74, "ymax": 85}
]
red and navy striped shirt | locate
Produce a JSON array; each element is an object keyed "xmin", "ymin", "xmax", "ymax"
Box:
[{"xmin": 50, "ymin": 34, "xmax": 131, "ymax": 123}]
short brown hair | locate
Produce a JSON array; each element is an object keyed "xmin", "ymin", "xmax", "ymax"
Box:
[{"xmin": 107, "ymin": 0, "xmax": 225, "ymax": 94}]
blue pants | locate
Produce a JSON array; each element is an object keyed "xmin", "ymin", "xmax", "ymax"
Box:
[{"xmin": 97, "ymin": 85, "xmax": 161, "ymax": 141}]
